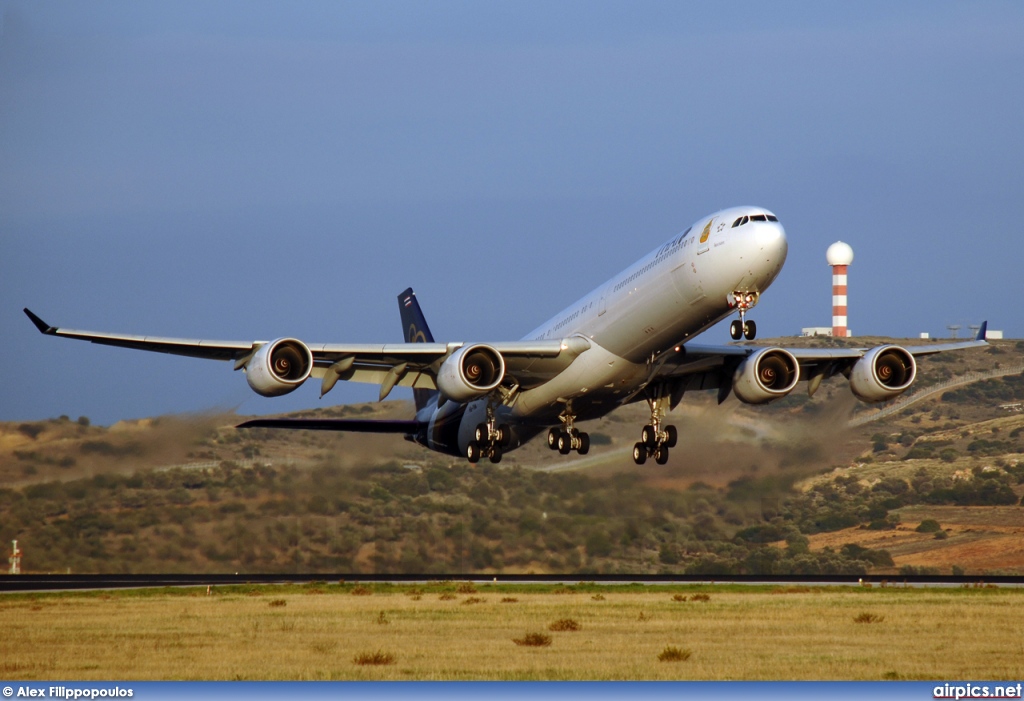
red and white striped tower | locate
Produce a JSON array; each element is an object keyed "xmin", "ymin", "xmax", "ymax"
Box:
[{"xmin": 826, "ymin": 241, "xmax": 854, "ymax": 337}]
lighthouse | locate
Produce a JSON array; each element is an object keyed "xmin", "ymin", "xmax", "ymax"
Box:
[{"xmin": 826, "ymin": 241, "xmax": 854, "ymax": 337}]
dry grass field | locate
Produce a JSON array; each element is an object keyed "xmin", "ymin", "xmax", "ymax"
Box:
[{"xmin": 2, "ymin": 584, "xmax": 1024, "ymax": 680}]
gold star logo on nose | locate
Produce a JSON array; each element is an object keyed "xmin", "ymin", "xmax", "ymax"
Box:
[{"xmin": 699, "ymin": 219, "xmax": 714, "ymax": 243}]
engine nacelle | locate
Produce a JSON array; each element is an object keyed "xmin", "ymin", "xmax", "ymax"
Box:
[
  {"xmin": 245, "ymin": 338, "xmax": 313, "ymax": 397},
  {"xmin": 437, "ymin": 343, "xmax": 505, "ymax": 403},
  {"xmin": 732, "ymin": 348, "xmax": 800, "ymax": 404},
  {"xmin": 849, "ymin": 344, "xmax": 916, "ymax": 402}
]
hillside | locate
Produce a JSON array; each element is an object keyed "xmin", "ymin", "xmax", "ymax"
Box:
[{"xmin": 1, "ymin": 338, "xmax": 1022, "ymax": 575}]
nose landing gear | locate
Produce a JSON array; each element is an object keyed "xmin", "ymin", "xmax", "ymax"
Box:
[
  {"xmin": 728, "ymin": 291, "xmax": 759, "ymax": 341},
  {"xmin": 729, "ymin": 318, "xmax": 756, "ymax": 341}
]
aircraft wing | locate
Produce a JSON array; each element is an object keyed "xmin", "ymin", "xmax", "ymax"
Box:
[
  {"xmin": 23, "ymin": 308, "xmax": 568, "ymax": 395},
  {"xmin": 643, "ymin": 325, "xmax": 989, "ymax": 405}
]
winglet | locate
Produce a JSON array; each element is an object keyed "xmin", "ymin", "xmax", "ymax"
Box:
[
  {"xmin": 975, "ymin": 321, "xmax": 988, "ymax": 342},
  {"xmin": 23, "ymin": 308, "xmax": 57, "ymax": 335}
]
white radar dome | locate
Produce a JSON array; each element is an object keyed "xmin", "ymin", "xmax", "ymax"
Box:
[{"xmin": 826, "ymin": 241, "xmax": 854, "ymax": 266}]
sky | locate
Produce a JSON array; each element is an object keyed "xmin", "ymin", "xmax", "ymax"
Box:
[{"xmin": 2, "ymin": 1, "xmax": 1022, "ymax": 426}]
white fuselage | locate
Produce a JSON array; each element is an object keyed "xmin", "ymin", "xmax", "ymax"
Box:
[{"xmin": 419, "ymin": 206, "xmax": 788, "ymax": 455}]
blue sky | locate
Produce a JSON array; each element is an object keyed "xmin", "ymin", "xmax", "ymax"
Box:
[{"xmin": 2, "ymin": 1, "xmax": 1022, "ymax": 425}]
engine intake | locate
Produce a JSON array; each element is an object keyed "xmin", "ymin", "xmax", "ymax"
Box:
[
  {"xmin": 245, "ymin": 338, "xmax": 313, "ymax": 397},
  {"xmin": 437, "ymin": 344, "xmax": 505, "ymax": 403},
  {"xmin": 849, "ymin": 345, "xmax": 916, "ymax": 402},
  {"xmin": 732, "ymin": 348, "xmax": 800, "ymax": 404}
]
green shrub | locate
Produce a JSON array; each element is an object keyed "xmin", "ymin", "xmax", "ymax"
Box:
[
  {"xmin": 513, "ymin": 632, "xmax": 552, "ymax": 647},
  {"xmin": 549, "ymin": 618, "xmax": 581, "ymax": 632},
  {"xmin": 658, "ymin": 646, "xmax": 692, "ymax": 662},
  {"xmin": 353, "ymin": 650, "xmax": 395, "ymax": 665}
]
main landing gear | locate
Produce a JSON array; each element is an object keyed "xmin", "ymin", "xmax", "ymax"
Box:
[
  {"xmin": 466, "ymin": 405, "xmax": 511, "ymax": 465},
  {"xmin": 546, "ymin": 402, "xmax": 590, "ymax": 456},
  {"xmin": 728, "ymin": 291, "xmax": 759, "ymax": 341},
  {"xmin": 632, "ymin": 387, "xmax": 677, "ymax": 466}
]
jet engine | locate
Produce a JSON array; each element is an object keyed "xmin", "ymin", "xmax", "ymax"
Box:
[
  {"xmin": 437, "ymin": 344, "xmax": 505, "ymax": 402},
  {"xmin": 732, "ymin": 348, "xmax": 800, "ymax": 404},
  {"xmin": 849, "ymin": 345, "xmax": 916, "ymax": 402},
  {"xmin": 245, "ymin": 338, "xmax": 313, "ymax": 397}
]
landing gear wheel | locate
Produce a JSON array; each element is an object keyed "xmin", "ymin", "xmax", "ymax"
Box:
[
  {"xmin": 577, "ymin": 433, "xmax": 590, "ymax": 455},
  {"xmin": 632, "ymin": 442, "xmax": 647, "ymax": 465},
  {"xmin": 743, "ymin": 319, "xmax": 756, "ymax": 341},
  {"xmin": 665, "ymin": 425, "xmax": 678, "ymax": 449},
  {"xmin": 475, "ymin": 423, "xmax": 488, "ymax": 443},
  {"xmin": 641, "ymin": 424, "xmax": 657, "ymax": 447},
  {"xmin": 547, "ymin": 428, "xmax": 560, "ymax": 450},
  {"xmin": 466, "ymin": 441, "xmax": 482, "ymax": 464},
  {"xmin": 557, "ymin": 433, "xmax": 572, "ymax": 455},
  {"xmin": 730, "ymin": 319, "xmax": 742, "ymax": 340},
  {"xmin": 655, "ymin": 445, "xmax": 670, "ymax": 465},
  {"xmin": 497, "ymin": 424, "xmax": 512, "ymax": 447},
  {"xmin": 489, "ymin": 449, "xmax": 503, "ymax": 464}
]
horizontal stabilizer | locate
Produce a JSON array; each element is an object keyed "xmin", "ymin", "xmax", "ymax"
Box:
[{"xmin": 237, "ymin": 418, "xmax": 425, "ymax": 434}]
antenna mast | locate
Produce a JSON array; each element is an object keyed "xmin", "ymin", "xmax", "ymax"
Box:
[{"xmin": 9, "ymin": 540, "xmax": 21, "ymax": 575}]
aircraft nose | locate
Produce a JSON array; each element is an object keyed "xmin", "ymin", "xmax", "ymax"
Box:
[{"xmin": 755, "ymin": 220, "xmax": 788, "ymax": 263}]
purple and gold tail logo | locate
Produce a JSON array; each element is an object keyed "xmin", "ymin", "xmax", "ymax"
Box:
[{"xmin": 408, "ymin": 324, "xmax": 428, "ymax": 343}]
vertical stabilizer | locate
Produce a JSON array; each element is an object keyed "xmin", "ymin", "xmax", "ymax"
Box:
[{"xmin": 397, "ymin": 288, "xmax": 438, "ymax": 411}]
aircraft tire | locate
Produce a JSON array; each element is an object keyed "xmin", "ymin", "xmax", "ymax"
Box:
[
  {"xmin": 632, "ymin": 442, "xmax": 647, "ymax": 465},
  {"xmin": 743, "ymin": 320, "xmax": 756, "ymax": 340},
  {"xmin": 498, "ymin": 424, "xmax": 512, "ymax": 447},
  {"xmin": 655, "ymin": 445, "xmax": 670, "ymax": 465},
  {"xmin": 641, "ymin": 424, "xmax": 657, "ymax": 447},
  {"xmin": 489, "ymin": 449, "xmax": 502, "ymax": 464},
  {"xmin": 730, "ymin": 320, "xmax": 742, "ymax": 340},
  {"xmin": 557, "ymin": 433, "xmax": 572, "ymax": 455},
  {"xmin": 547, "ymin": 428, "xmax": 560, "ymax": 449},
  {"xmin": 466, "ymin": 441, "xmax": 482, "ymax": 464},
  {"xmin": 577, "ymin": 433, "xmax": 590, "ymax": 455},
  {"xmin": 665, "ymin": 425, "xmax": 678, "ymax": 448},
  {"xmin": 475, "ymin": 423, "xmax": 488, "ymax": 443}
]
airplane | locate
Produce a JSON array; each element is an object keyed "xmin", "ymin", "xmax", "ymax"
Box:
[{"xmin": 24, "ymin": 205, "xmax": 987, "ymax": 466}]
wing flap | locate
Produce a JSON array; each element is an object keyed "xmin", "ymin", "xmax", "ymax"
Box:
[{"xmin": 237, "ymin": 418, "xmax": 424, "ymax": 433}]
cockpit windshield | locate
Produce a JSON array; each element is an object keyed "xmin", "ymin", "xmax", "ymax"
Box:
[{"xmin": 732, "ymin": 213, "xmax": 778, "ymax": 227}]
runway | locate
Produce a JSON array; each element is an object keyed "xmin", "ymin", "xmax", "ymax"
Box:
[{"xmin": 3, "ymin": 572, "xmax": 1023, "ymax": 592}]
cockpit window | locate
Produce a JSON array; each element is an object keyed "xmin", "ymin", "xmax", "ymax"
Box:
[{"xmin": 733, "ymin": 213, "xmax": 780, "ymax": 228}]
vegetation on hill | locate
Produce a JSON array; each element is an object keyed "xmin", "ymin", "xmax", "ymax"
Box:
[
  {"xmin": 1, "ymin": 340, "xmax": 1022, "ymax": 576},
  {"xmin": 0, "ymin": 458, "xmax": 899, "ymax": 575}
]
